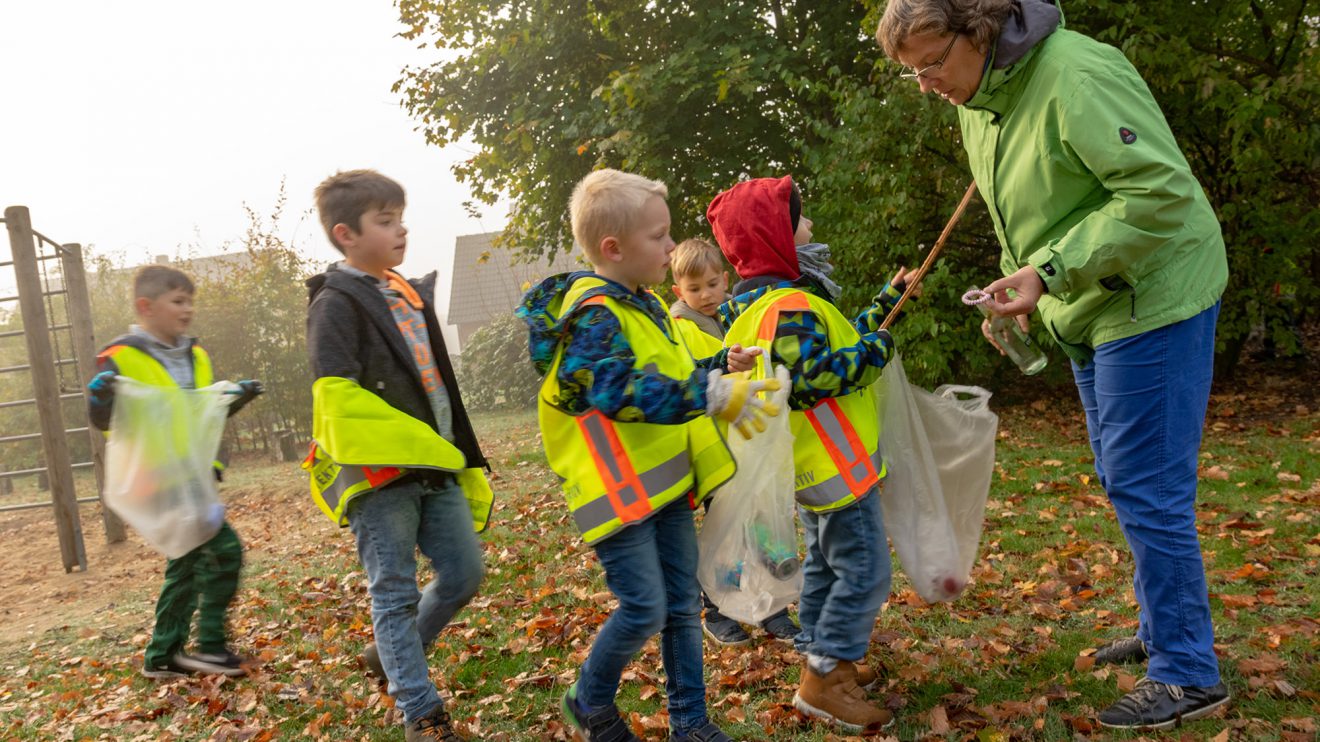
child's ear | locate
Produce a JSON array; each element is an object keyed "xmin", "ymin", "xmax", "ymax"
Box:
[
  {"xmin": 599, "ymin": 236, "xmax": 622, "ymax": 263},
  {"xmin": 331, "ymin": 222, "xmax": 356, "ymax": 249},
  {"xmin": 721, "ymin": 270, "xmax": 730, "ymax": 288},
  {"xmin": 671, "ymin": 284, "xmax": 682, "ymax": 298},
  {"xmin": 134, "ymin": 296, "xmax": 153, "ymax": 317}
]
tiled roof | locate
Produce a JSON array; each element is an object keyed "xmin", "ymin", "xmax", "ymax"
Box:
[{"xmin": 446, "ymin": 231, "xmax": 581, "ymax": 326}]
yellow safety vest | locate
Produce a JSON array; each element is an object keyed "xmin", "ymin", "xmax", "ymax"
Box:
[
  {"xmin": 304, "ymin": 376, "xmax": 494, "ymax": 532},
  {"xmin": 98, "ymin": 343, "xmax": 225, "ymax": 474},
  {"xmin": 672, "ymin": 316, "xmax": 725, "ymax": 360},
  {"xmin": 724, "ymin": 288, "xmax": 884, "ymax": 512},
  {"xmin": 539, "ymin": 276, "xmax": 736, "ymax": 544}
]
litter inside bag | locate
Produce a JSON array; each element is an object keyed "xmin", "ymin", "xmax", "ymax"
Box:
[
  {"xmin": 698, "ymin": 367, "xmax": 801, "ymax": 624},
  {"xmin": 104, "ymin": 377, "xmax": 237, "ymax": 558},
  {"xmin": 877, "ymin": 354, "xmax": 997, "ymax": 603}
]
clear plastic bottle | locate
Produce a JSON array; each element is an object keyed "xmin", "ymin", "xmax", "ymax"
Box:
[{"xmin": 969, "ymin": 286, "xmax": 1048, "ymax": 375}]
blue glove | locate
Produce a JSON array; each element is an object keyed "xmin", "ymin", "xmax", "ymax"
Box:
[
  {"xmin": 87, "ymin": 370, "xmax": 116, "ymax": 406},
  {"xmin": 228, "ymin": 379, "xmax": 265, "ymax": 414}
]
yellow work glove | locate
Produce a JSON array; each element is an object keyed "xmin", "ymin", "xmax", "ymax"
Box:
[{"xmin": 706, "ymin": 366, "xmax": 786, "ymax": 439}]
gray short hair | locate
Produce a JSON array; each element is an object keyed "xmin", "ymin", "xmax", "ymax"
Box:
[{"xmin": 876, "ymin": 0, "xmax": 1016, "ymax": 60}]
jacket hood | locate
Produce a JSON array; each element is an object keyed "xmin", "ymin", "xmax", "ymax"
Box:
[
  {"xmin": 517, "ymin": 271, "xmax": 674, "ymax": 375},
  {"xmin": 994, "ymin": 0, "xmax": 1061, "ymax": 68},
  {"xmin": 306, "ymin": 262, "xmax": 437, "ymax": 307},
  {"xmin": 706, "ymin": 176, "xmax": 800, "ymax": 281}
]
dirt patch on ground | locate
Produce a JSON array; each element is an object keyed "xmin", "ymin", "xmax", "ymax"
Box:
[{"xmin": 0, "ymin": 459, "xmax": 320, "ymax": 649}]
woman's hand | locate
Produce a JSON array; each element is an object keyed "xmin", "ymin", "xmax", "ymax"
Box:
[{"xmin": 982, "ymin": 265, "xmax": 1045, "ymax": 316}]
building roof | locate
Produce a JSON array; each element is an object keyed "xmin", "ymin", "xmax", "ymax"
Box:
[{"xmin": 446, "ymin": 231, "xmax": 581, "ymax": 326}]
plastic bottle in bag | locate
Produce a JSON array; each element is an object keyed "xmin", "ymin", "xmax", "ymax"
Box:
[
  {"xmin": 969, "ymin": 286, "xmax": 1047, "ymax": 375},
  {"xmin": 751, "ymin": 521, "xmax": 800, "ymax": 579}
]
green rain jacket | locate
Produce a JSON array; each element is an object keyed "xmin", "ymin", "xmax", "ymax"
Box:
[{"xmin": 958, "ymin": 14, "xmax": 1228, "ymax": 365}]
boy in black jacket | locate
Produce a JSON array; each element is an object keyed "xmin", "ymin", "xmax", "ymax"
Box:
[{"xmin": 305, "ymin": 169, "xmax": 493, "ymax": 742}]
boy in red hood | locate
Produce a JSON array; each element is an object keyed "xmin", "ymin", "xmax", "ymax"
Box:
[{"xmin": 708, "ymin": 175, "xmax": 913, "ymax": 735}]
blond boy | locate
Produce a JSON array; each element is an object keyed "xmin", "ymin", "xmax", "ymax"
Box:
[{"xmin": 517, "ymin": 169, "xmax": 777, "ymax": 742}]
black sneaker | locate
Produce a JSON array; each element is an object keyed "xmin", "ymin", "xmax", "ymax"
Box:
[
  {"xmin": 562, "ymin": 686, "xmax": 640, "ymax": 742},
  {"xmin": 361, "ymin": 642, "xmax": 386, "ymax": 682},
  {"xmin": 703, "ymin": 611, "xmax": 752, "ymax": 647},
  {"xmin": 174, "ymin": 649, "xmax": 248, "ymax": 677},
  {"xmin": 1093, "ymin": 636, "xmax": 1149, "ymax": 666},
  {"xmin": 141, "ymin": 657, "xmax": 192, "ymax": 681},
  {"xmin": 670, "ymin": 721, "xmax": 734, "ymax": 741},
  {"xmin": 405, "ymin": 705, "xmax": 466, "ymax": 741},
  {"xmin": 1097, "ymin": 677, "xmax": 1230, "ymax": 730},
  {"xmin": 759, "ymin": 608, "xmax": 800, "ymax": 642}
]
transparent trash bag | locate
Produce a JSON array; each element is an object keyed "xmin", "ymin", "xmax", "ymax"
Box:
[
  {"xmin": 876, "ymin": 355, "xmax": 997, "ymax": 603},
  {"xmin": 104, "ymin": 377, "xmax": 237, "ymax": 558},
  {"xmin": 698, "ymin": 367, "xmax": 802, "ymax": 624}
]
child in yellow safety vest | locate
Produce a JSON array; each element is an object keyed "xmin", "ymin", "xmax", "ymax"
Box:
[
  {"xmin": 87, "ymin": 265, "xmax": 263, "ymax": 681},
  {"xmin": 668, "ymin": 237, "xmax": 802, "ymax": 647},
  {"xmin": 517, "ymin": 169, "xmax": 781, "ymax": 742},
  {"xmin": 305, "ymin": 169, "xmax": 493, "ymax": 742},
  {"xmin": 708, "ymin": 175, "xmax": 917, "ymax": 735}
]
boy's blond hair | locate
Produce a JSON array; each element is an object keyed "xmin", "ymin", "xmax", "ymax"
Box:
[
  {"xmin": 313, "ymin": 169, "xmax": 407, "ymax": 254},
  {"xmin": 670, "ymin": 238, "xmax": 724, "ymax": 281},
  {"xmin": 569, "ymin": 169, "xmax": 668, "ymax": 263},
  {"xmin": 134, "ymin": 265, "xmax": 194, "ymax": 300}
]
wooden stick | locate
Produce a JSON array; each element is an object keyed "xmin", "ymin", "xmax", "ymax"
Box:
[{"xmin": 879, "ymin": 180, "xmax": 979, "ymax": 331}]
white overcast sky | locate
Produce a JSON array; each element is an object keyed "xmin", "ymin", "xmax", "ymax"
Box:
[{"xmin": 1, "ymin": 1, "xmax": 506, "ymax": 345}]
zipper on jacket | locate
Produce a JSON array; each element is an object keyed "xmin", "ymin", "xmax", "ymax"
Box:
[{"xmin": 1130, "ymin": 290, "xmax": 1137, "ymax": 322}]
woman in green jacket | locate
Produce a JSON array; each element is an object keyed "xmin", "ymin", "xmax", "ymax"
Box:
[{"xmin": 876, "ymin": 0, "xmax": 1230, "ymax": 731}]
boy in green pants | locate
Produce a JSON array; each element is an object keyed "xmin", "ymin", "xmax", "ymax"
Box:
[{"xmin": 87, "ymin": 265, "xmax": 263, "ymax": 679}]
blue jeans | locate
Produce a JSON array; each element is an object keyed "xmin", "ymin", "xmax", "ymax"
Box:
[
  {"xmin": 793, "ymin": 489, "xmax": 891, "ymax": 662},
  {"xmin": 577, "ymin": 498, "xmax": 708, "ymax": 734},
  {"xmin": 1072, "ymin": 302, "xmax": 1221, "ymax": 687},
  {"xmin": 347, "ymin": 474, "xmax": 485, "ymax": 723}
]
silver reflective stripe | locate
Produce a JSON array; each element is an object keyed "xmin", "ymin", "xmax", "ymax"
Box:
[
  {"xmin": 811, "ymin": 402, "xmax": 854, "ymax": 456},
  {"xmin": 796, "ymin": 449, "xmax": 884, "ymax": 507},
  {"xmin": 638, "ymin": 453, "xmax": 690, "ymax": 497},
  {"xmin": 321, "ymin": 460, "xmax": 367, "ymax": 513},
  {"xmin": 571, "ymin": 451, "xmax": 692, "ymax": 532},
  {"xmin": 573, "ymin": 495, "xmax": 618, "ymax": 535},
  {"xmin": 580, "ymin": 414, "xmax": 625, "ymax": 484}
]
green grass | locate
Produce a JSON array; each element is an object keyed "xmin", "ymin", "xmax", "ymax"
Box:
[{"xmin": 0, "ymin": 402, "xmax": 1316, "ymax": 741}]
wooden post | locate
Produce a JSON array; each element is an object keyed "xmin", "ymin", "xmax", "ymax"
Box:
[
  {"xmin": 6, "ymin": 206, "xmax": 87, "ymax": 572},
  {"xmin": 61, "ymin": 243, "xmax": 126, "ymax": 543}
]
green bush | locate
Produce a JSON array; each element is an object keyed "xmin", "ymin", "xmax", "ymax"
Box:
[{"xmin": 457, "ymin": 312, "xmax": 542, "ymax": 411}]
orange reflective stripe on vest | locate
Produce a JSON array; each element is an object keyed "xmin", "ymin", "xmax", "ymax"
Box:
[
  {"xmin": 803, "ymin": 397, "xmax": 880, "ymax": 496},
  {"xmin": 577, "ymin": 410, "xmax": 654, "ymax": 524}
]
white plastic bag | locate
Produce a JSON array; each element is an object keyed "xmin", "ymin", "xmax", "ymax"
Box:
[
  {"xmin": 698, "ymin": 367, "xmax": 802, "ymax": 624},
  {"xmin": 104, "ymin": 377, "xmax": 236, "ymax": 558},
  {"xmin": 877, "ymin": 355, "xmax": 997, "ymax": 603}
]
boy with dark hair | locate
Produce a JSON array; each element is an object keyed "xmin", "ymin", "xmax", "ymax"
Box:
[
  {"xmin": 709, "ymin": 175, "xmax": 913, "ymax": 734},
  {"xmin": 306, "ymin": 169, "xmax": 494, "ymax": 742},
  {"xmin": 87, "ymin": 264, "xmax": 263, "ymax": 680},
  {"xmin": 518, "ymin": 168, "xmax": 778, "ymax": 742}
]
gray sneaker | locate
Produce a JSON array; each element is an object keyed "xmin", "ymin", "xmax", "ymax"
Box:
[
  {"xmin": 174, "ymin": 650, "xmax": 247, "ymax": 677},
  {"xmin": 1093, "ymin": 636, "xmax": 1149, "ymax": 666}
]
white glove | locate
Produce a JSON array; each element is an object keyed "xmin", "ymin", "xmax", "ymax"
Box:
[{"xmin": 706, "ymin": 366, "xmax": 787, "ymax": 439}]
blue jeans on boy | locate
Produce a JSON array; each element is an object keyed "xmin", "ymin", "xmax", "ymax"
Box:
[
  {"xmin": 793, "ymin": 488, "xmax": 891, "ymax": 662},
  {"xmin": 577, "ymin": 497, "xmax": 708, "ymax": 734},
  {"xmin": 1072, "ymin": 302, "xmax": 1221, "ymax": 688},
  {"xmin": 347, "ymin": 474, "xmax": 485, "ymax": 723}
]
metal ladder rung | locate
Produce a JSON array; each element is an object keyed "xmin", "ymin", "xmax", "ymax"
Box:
[
  {"xmin": 0, "ymin": 323, "xmax": 72, "ymax": 340},
  {"xmin": 0, "ymin": 427, "xmax": 90, "ymax": 444},
  {"xmin": 0, "ymin": 287, "xmax": 67, "ymax": 302},
  {"xmin": 0, "ymin": 461, "xmax": 93, "ymax": 480},
  {"xmin": 0, "ymin": 496, "xmax": 102, "ymax": 514},
  {"xmin": 0, "ymin": 392, "xmax": 83, "ymax": 409},
  {"xmin": 0, "ymin": 357, "xmax": 79, "ymax": 375}
]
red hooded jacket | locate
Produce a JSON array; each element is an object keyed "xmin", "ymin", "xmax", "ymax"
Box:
[{"xmin": 706, "ymin": 176, "xmax": 799, "ymax": 281}]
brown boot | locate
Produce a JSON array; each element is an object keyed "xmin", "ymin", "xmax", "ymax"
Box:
[
  {"xmin": 793, "ymin": 661, "xmax": 894, "ymax": 734},
  {"xmin": 853, "ymin": 661, "xmax": 880, "ymax": 691}
]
